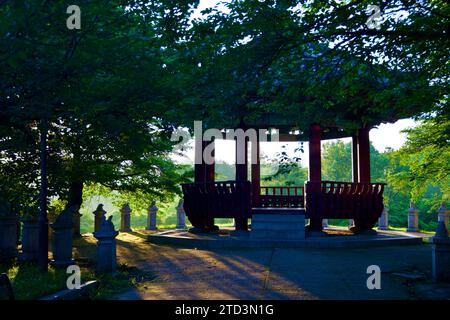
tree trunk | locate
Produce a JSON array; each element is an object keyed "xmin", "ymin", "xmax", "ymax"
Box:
[
  {"xmin": 67, "ymin": 181, "xmax": 83, "ymax": 237},
  {"xmin": 67, "ymin": 181, "xmax": 83, "ymax": 208}
]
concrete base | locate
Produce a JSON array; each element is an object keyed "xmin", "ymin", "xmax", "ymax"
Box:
[
  {"xmin": 307, "ymin": 230, "xmax": 328, "ymax": 238},
  {"xmin": 188, "ymin": 227, "xmax": 208, "ymax": 234},
  {"xmin": 230, "ymin": 230, "xmax": 250, "ymax": 237},
  {"xmin": 40, "ymin": 280, "xmax": 98, "ymax": 300},
  {"xmin": 352, "ymin": 229, "xmax": 378, "ymax": 236},
  {"xmin": 148, "ymin": 228, "xmax": 424, "ymax": 249},
  {"xmin": 251, "ymin": 209, "xmax": 305, "ymax": 240}
]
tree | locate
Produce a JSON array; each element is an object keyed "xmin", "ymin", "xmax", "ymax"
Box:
[
  {"xmin": 0, "ymin": 1, "xmax": 197, "ymax": 212},
  {"xmin": 263, "ymin": 144, "xmax": 307, "ymax": 186},
  {"xmin": 177, "ymin": 0, "xmax": 446, "ymax": 134},
  {"xmin": 322, "ymin": 141, "xmax": 352, "ymax": 181},
  {"xmin": 387, "ymin": 114, "xmax": 449, "ymax": 203}
]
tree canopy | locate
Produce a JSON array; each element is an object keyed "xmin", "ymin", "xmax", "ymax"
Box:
[
  {"xmin": 0, "ymin": 1, "xmax": 197, "ymax": 212},
  {"xmin": 173, "ymin": 0, "xmax": 448, "ymax": 134},
  {"xmin": 0, "ymin": 0, "xmax": 448, "ymax": 216}
]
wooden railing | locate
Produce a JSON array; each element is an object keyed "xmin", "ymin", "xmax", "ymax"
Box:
[
  {"xmin": 305, "ymin": 181, "xmax": 386, "ymax": 225},
  {"xmin": 182, "ymin": 180, "xmax": 386, "ymax": 230},
  {"xmin": 259, "ymin": 186, "xmax": 304, "ymax": 208},
  {"xmin": 181, "ymin": 180, "xmax": 252, "ymax": 229}
]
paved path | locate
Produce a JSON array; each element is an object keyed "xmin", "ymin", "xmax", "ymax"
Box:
[{"xmin": 89, "ymin": 232, "xmax": 450, "ymax": 300}]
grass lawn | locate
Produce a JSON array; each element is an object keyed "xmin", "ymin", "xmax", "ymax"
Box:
[
  {"xmin": 0, "ymin": 262, "xmax": 92, "ymax": 300},
  {"xmin": 0, "ymin": 236, "xmax": 155, "ymax": 300},
  {"xmin": 0, "ymin": 259, "xmax": 148, "ymax": 300},
  {"xmin": 386, "ymin": 226, "xmax": 435, "ymax": 235}
]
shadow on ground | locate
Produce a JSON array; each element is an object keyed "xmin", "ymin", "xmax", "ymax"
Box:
[{"xmin": 73, "ymin": 231, "xmax": 450, "ymax": 300}]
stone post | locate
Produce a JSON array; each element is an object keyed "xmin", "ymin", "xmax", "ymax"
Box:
[
  {"xmin": 120, "ymin": 203, "xmax": 132, "ymax": 232},
  {"xmin": 0, "ymin": 201, "xmax": 17, "ymax": 259},
  {"xmin": 430, "ymin": 221, "xmax": 450, "ymax": 282},
  {"xmin": 93, "ymin": 204, "xmax": 106, "ymax": 233},
  {"xmin": 176, "ymin": 200, "xmax": 187, "ymax": 229},
  {"xmin": 72, "ymin": 206, "xmax": 82, "ymax": 238},
  {"xmin": 146, "ymin": 201, "xmax": 158, "ymax": 230},
  {"xmin": 378, "ymin": 207, "xmax": 389, "ymax": 230},
  {"xmin": 50, "ymin": 206, "xmax": 75, "ymax": 268},
  {"xmin": 407, "ymin": 202, "xmax": 419, "ymax": 232},
  {"xmin": 437, "ymin": 202, "xmax": 448, "ymax": 231},
  {"xmin": 93, "ymin": 216, "xmax": 119, "ymax": 273},
  {"xmin": 20, "ymin": 218, "xmax": 39, "ymax": 262},
  {"xmin": 322, "ymin": 219, "xmax": 328, "ymax": 228}
]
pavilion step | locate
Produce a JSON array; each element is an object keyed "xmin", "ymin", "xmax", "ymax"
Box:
[
  {"xmin": 251, "ymin": 221, "xmax": 305, "ymax": 230},
  {"xmin": 251, "ymin": 213, "xmax": 305, "ymax": 240}
]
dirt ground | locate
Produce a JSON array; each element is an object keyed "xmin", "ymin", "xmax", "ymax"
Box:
[{"xmin": 74, "ymin": 231, "xmax": 450, "ymax": 300}]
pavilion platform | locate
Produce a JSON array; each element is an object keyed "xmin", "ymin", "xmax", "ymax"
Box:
[{"xmin": 147, "ymin": 228, "xmax": 426, "ymax": 249}]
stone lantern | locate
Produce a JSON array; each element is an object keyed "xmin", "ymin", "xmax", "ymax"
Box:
[
  {"xmin": 407, "ymin": 202, "xmax": 419, "ymax": 232},
  {"xmin": 120, "ymin": 203, "xmax": 132, "ymax": 232},
  {"xmin": 378, "ymin": 207, "xmax": 389, "ymax": 230},
  {"xmin": 437, "ymin": 202, "xmax": 448, "ymax": 232},
  {"xmin": 430, "ymin": 221, "xmax": 450, "ymax": 282},
  {"xmin": 93, "ymin": 216, "xmax": 119, "ymax": 273},
  {"xmin": 93, "ymin": 204, "xmax": 106, "ymax": 233},
  {"xmin": 176, "ymin": 200, "xmax": 187, "ymax": 229},
  {"xmin": 20, "ymin": 207, "xmax": 40, "ymax": 262},
  {"xmin": 50, "ymin": 206, "xmax": 76, "ymax": 268},
  {"xmin": 146, "ymin": 201, "xmax": 158, "ymax": 230}
]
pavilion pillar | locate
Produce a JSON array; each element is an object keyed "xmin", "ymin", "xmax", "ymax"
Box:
[
  {"xmin": 357, "ymin": 127, "xmax": 371, "ymax": 183},
  {"xmin": 308, "ymin": 123, "xmax": 322, "ymax": 231},
  {"xmin": 195, "ymin": 137, "xmax": 215, "ymax": 183},
  {"xmin": 353, "ymin": 127, "xmax": 373, "ymax": 232},
  {"xmin": 235, "ymin": 138, "xmax": 248, "ymax": 181},
  {"xmin": 235, "ymin": 134, "xmax": 249, "ymax": 231},
  {"xmin": 194, "ymin": 137, "xmax": 217, "ymax": 230},
  {"xmin": 351, "ymin": 134, "xmax": 359, "ymax": 183},
  {"xmin": 204, "ymin": 140, "xmax": 216, "ymax": 229},
  {"xmin": 251, "ymin": 136, "xmax": 261, "ymax": 207},
  {"xmin": 205, "ymin": 140, "xmax": 215, "ymax": 183},
  {"xmin": 194, "ymin": 135, "xmax": 206, "ymax": 183},
  {"xmin": 309, "ymin": 124, "xmax": 321, "ymax": 183}
]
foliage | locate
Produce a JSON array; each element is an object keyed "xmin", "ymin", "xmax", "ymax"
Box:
[
  {"xmin": 1, "ymin": 1, "xmax": 448, "ymax": 230},
  {"xmin": 384, "ymin": 114, "xmax": 449, "ymax": 230},
  {"xmin": 322, "ymin": 141, "xmax": 352, "ymax": 181},
  {"xmin": 390, "ymin": 114, "xmax": 449, "ymax": 201},
  {"xmin": 178, "ymin": 0, "xmax": 446, "ymax": 133},
  {"xmin": 319, "ymin": 137, "xmax": 447, "ymax": 231},
  {"xmin": 0, "ymin": 1, "xmax": 196, "ymax": 212},
  {"xmin": 264, "ymin": 144, "xmax": 305, "ymax": 185}
]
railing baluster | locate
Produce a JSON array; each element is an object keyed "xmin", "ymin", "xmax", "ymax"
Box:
[{"xmin": 258, "ymin": 185, "xmax": 305, "ymax": 209}]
